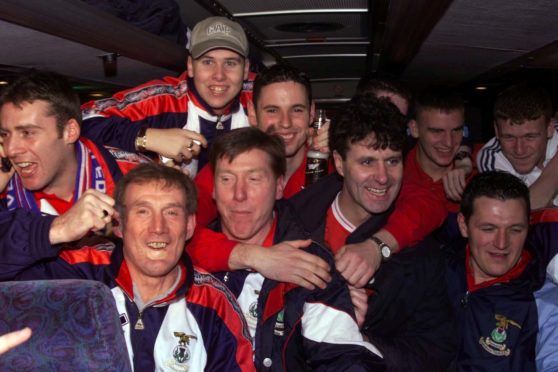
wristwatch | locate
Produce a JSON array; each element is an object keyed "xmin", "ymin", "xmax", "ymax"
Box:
[
  {"xmin": 370, "ymin": 236, "xmax": 392, "ymax": 262},
  {"xmin": 454, "ymin": 150, "xmax": 471, "ymax": 161},
  {"xmin": 135, "ymin": 127, "xmax": 148, "ymax": 153}
]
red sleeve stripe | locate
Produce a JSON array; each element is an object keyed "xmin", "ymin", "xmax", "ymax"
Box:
[{"xmin": 60, "ymin": 246, "xmax": 112, "ymax": 265}]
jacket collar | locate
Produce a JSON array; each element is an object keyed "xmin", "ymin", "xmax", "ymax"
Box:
[{"xmin": 110, "ymin": 241, "xmax": 194, "ymax": 304}]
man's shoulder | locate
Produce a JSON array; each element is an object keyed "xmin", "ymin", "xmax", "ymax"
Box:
[
  {"xmin": 477, "ymin": 137, "xmax": 506, "ymax": 171},
  {"xmin": 105, "ymin": 146, "xmax": 152, "ymax": 173},
  {"xmin": 82, "ymin": 73, "xmax": 189, "ymax": 117},
  {"xmin": 190, "ymin": 268, "xmax": 241, "ymax": 303}
]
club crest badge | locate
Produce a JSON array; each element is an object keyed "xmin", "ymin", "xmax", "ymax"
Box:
[
  {"xmin": 173, "ymin": 332, "xmax": 197, "ymax": 364},
  {"xmin": 479, "ymin": 314, "xmax": 521, "ymax": 357},
  {"xmin": 249, "ymin": 301, "xmax": 258, "ymax": 319},
  {"xmin": 273, "ymin": 310, "xmax": 285, "ymax": 336}
]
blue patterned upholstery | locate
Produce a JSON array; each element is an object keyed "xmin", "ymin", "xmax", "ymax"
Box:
[{"xmin": 0, "ymin": 279, "xmax": 131, "ymax": 371}]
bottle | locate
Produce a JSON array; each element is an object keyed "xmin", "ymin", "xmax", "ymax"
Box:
[{"xmin": 305, "ymin": 109, "xmax": 330, "ymax": 186}]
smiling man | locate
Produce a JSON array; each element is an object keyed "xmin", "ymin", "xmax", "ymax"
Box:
[
  {"xmin": 0, "ymin": 163, "xmax": 255, "ymax": 371},
  {"xmin": 477, "ymin": 83, "xmax": 558, "ymax": 208},
  {"xmin": 80, "ymin": 16, "xmax": 253, "ymax": 176},
  {"xmin": 289, "ymin": 96, "xmax": 457, "ymax": 370},
  {"xmin": 406, "ymin": 86, "xmax": 474, "ymax": 212},
  {"xmin": 0, "ymin": 70, "xmax": 147, "ymax": 217},
  {"xmin": 444, "ymin": 171, "xmax": 553, "ymax": 371}
]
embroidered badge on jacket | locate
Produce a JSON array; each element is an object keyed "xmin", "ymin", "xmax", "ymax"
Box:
[
  {"xmin": 479, "ymin": 314, "xmax": 521, "ymax": 356},
  {"xmin": 172, "ymin": 332, "xmax": 198, "ymax": 364}
]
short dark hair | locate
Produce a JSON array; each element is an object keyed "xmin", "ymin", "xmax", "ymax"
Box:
[
  {"xmin": 114, "ymin": 163, "xmax": 198, "ymax": 224},
  {"xmin": 354, "ymin": 73, "xmax": 412, "ymax": 104},
  {"xmin": 460, "ymin": 171, "xmax": 530, "ymax": 223},
  {"xmin": 414, "ymin": 85, "xmax": 464, "ymax": 117},
  {"xmin": 252, "ymin": 64, "xmax": 312, "ymax": 107},
  {"xmin": 329, "ymin": 95, "xmax": 407, "ymax": 159},
  {"xmin": 0, "ymin": 70, "xmax": 81, "ymax": 136},
  {"xmin": 209, "ymin": 127, "xmax": 286, "ymax": 178},
  {"xmin": 494, "ymin": 83, "xmax": 553, "ymax": 124}
]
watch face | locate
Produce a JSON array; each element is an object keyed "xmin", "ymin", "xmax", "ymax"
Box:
[{"xmin": 381, "ymin": 245, "xmax": 391, "ymax": 259}]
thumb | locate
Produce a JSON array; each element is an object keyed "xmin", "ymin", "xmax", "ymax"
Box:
[{"xmin": 286, "ymin": 239, "xmax": 313, "ymax": 249}]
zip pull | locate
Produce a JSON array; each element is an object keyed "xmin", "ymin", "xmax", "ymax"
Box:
[
  {"xmin": 135, "ymin": 312, "xmax": 145, "ymax": 330},
  {"xmin": 460, "ymin": 291, "xmax": 470, "ymax": 307},
  {"xmin": 216, "ymin": 115, "xmax": 224, "ymax": 130}
]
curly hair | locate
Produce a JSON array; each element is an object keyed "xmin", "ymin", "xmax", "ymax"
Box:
[{"xmin": 329, "ymin": 95, "xmax": 407, "ymax": 159}]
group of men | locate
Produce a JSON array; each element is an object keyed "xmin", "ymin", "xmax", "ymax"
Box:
[{"xmin": 1, "ymin": 14, "xmax": 558, "ymax": 372}]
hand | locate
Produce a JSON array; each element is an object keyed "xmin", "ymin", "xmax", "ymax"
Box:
[
  {"xmin": 0, "ymin": 144, "xmax": 15, "ymax": 193},
  {"xmin": 247, "ymin": 239, "xmax": 332, "ymax": 290},
  {"xmin": 442, "ymin": 164, "xmax": 469, "ymax": 202},
  {"xmin": 146, "ymin": 128, "xmax": 207, "ymax": 163},
  {"xmin": 309, "ymin": 120, "xmax": 330, "ymax": 153},
  {"xmin": 349, "ymin": 285, "xmax": 368, "ymax": 328},
  {"xmin": 335, "ymin": 240, "xmax": 381, "ymax": 288},
  {"xmin": 0, "ymin": 327, "xmax": 32, "ymax": 355},
  {"xmin": 159, "ymin": 158, "xmax": 191, "ymax": 177},
  {"xmin": 49, "ymin": 189, "xmax": 115, "ymax": 244}
]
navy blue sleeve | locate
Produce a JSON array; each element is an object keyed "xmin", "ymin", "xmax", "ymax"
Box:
[
  {"xmin": 81, "ymin": 112, "xmax": 188, "ymax": 152},
  {"xmin": 0, "ymin": 209, "xmax": 59, "ymax": 280}
]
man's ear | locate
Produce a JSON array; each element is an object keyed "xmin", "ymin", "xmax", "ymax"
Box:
[
  {"xmin": 457, "ymin": 213, "xmax": 469, "ymax": 238},
  {"xmin": 113, "ymin": 210, "xmax": 123, "ymax": 238},
  {"xmin": 243, "ymin": 59, "xmax": 250, "ymax": 81},
  {"xmin": 247, "ymin": 99, "xmax": 258, "ymax": 127},
  {"xmin": 408, "ymin": 119, "xmax": 419, "ymax": 139},
  {"xmin": 275, "ymin": 175, "xmax": 285, "ymax": 200},
  {"xmin": 547, "ymin": 119, "xmax": 554, "ymax": 139},
  {"xmin": 333, "ymin": 150, "xmax": 344, "ymax": 177},
  {"xmin": 493, "ymin": 120, "xmax": 500, "ymax": 138},
  {"xmin": 310, "ymin": 101, "xmax": 316, "ymax": 124},
  {"xmin": 185, "ymin": 214, "xmax": 196, "ymax": 241},
  {"xmin": 187, "ymin": 56, "xmax": 194, "ymax": 78},
  {"xmin": 63, "ymin": 119, "xmax": 80, "ymax": 144}
]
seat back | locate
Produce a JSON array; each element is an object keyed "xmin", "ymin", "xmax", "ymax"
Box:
[{"xmin": 0, "ymin": 279, "xmax": 132, "ymax": 371}]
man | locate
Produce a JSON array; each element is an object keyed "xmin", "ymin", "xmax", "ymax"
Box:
[
  {"xmin": 0, "ymin": 163, "xmax": 255, "ymax": 371},
  {"xmin": 80, "ymin": 16, "xmax": 253, "ymax": 176},
  {"xmin": 289, "ymin": 97, "xmax": 456, "ymax": 371},
  {"xmin": 477, "ymin": 83, "xmax": 558, "ymax": 208},
  {"xmin": 0, "ymin": 70, "xmax": 147, "ymax": 216},
  {"xmin": 354, "ymin": 74, "xmax": 412, "ymax": 118},
  {"xmin": 445, "ymin": 171, "xmax": 558, "ymax": 371},
  {"xmin": 207, "ymin": 127, "xmax": 385, "ymax": 370},
  {"xmin": 406, "ymin": 86, "xmax": 474, "ymax": 210}
]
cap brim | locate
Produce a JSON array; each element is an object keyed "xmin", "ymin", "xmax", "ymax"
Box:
[{"xmin": 190, "ymin": 39, "xmax": 247, "ymax": 59}]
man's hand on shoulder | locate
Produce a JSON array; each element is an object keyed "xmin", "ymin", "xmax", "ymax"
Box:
[
  {"xmin": 335, "ymin": 239, "xmax": 381, "ymax": 288},
  {"xmin": 443, "ymin": 150, "xmax": 472, "ymax": 202},
  {"xmin": 49, "ymin": 189, "xmax": 115, "ymax": 245},
  {"xmin": 235, "ymin": 239, "xmax": 332, "ymax": 290}
]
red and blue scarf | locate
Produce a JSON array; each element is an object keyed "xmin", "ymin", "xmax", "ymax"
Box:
[{"xmin": 5, "ymin": 138, "xmax": 115, "ymax": 215}]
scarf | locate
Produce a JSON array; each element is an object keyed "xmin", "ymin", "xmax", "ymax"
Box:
[{"xmin": 5, "ymin": 139, "xmax": 112, "ymax": 215}]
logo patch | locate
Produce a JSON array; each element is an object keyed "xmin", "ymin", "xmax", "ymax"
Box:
[
  {"xmin": 172, "ymin": 332, "xmax": 197, "ymax": 364},
  {"xmin": 479, "ymin": 314, "xmax": 521, "ymax": 357}
]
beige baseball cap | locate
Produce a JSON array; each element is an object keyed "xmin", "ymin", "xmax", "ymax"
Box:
[{"xmin": 190, "ymin": 17, "xmax": 249, "ymax": 59}]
